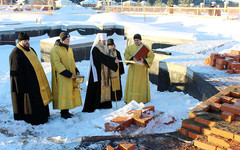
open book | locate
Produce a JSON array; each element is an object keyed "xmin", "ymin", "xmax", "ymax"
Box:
[{"xmin": 133, "ymin": 45, "xmax": 150, "ymax": 61}]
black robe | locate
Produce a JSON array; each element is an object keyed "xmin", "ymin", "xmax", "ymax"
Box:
[
  {"xmin": 82, "ymin": 47, "xmax": 118, "ymax": 112},
  {"xmin": 111, "ymin": 49, "xmax": 124, "ymax": 101},
  {"xmin": 9, "ymin": 46, "xmax": 50, "ymax": 125}
]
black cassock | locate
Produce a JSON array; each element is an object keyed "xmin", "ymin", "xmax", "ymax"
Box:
[
  {"xmin": 9, "ymin": 46, "xmax": 49, "ymax": 125},
  {"xmin": 82, "ymin": 47, "xmax": 118, "ymax": 112},
  {"xmin": 111, "ymin": 49, "xmax": 124, "ymax": 101}
]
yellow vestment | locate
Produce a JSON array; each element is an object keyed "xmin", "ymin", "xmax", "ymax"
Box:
[
  {"xmin": 17, "ymin": 44, "xmax": 52, "ymax": 106},
  {"xmin": 124, "ymin": 43, "xmax": 155, "ymax": 103},
  {"xmin": 50, "ymin": 44, "xmax": 82, "ymax": 110}
]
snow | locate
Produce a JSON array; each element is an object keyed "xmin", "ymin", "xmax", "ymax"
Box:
[
  {"xmin": 56, "ymin": 5, "xmax": 97, "ymax": 14},
  {"xmin": 0, "ymin": 5, "xmax": 240, "ymax": 149},
  {"xmin": 41, "ymin": 31, "xmax": 96, "ymax": 45}
]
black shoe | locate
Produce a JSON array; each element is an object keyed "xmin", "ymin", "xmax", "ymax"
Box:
[
  {"xmin": 61, "ymin": 113, "xmax": 72, "ymax": 119},
  {"xmin": 67, "ymin": 112, "xmax": 74, "ymax": 117}
]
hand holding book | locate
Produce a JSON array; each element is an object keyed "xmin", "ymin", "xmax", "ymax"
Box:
[
  {"xmin": 133, "ymin": 57, "xmax": 144, "ymax": 63},
  {"xmin": 133, "ymin": 45, "xmax": 150, "ymax": 61}
]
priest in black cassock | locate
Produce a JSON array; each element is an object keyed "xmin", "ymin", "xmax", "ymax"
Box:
[
  {"xmin": 9, "ymin": 32, "xmax": 52, "ymax": 125},
  {"xmin": 82, "ymin": 33, "xmax": 119, "ymax": 112},
  {"xmin": 107, "ymin": 38, "xmax": 124, "ymax": 101}
]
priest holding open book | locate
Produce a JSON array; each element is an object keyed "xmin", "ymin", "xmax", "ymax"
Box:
[{"xmin": 124, "ymin": 34, "xmax": 155, "ymax": 104}]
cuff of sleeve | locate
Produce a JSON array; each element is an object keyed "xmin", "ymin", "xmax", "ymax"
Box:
[
  {"xmin": 60, "ymin": 69, "xmax": 73, "ymax": 78},
  {"xmin": 75, "ymin": 68, "xmax": 80, "ymax": 74}
]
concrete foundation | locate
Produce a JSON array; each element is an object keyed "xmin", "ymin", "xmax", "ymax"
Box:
[
  {"xmin": 0, "ymin": 24, "xmax": 124, "ymax": 46},
  {"xmin": 40, "ymin": 38, "xmax": 93, "ymax": 62},
  {"xmin": 124, "ymin": 33, "xmax": 194, "ymax": 49},
  {"xmin": 156, "ymin": 61, "xmax": 219, "ymax": 101}
]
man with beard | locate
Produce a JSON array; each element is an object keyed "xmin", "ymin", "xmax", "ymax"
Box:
[
  {"xmin": 9, "ymin": 32, "xmax": 52, "ymax": 125},
  {"xmin": 107, "ymin": 38, "xmax": 124, "ymax": 101},
  {"xmin": 82, "ymin": 33, "xmax": 119, "ymax": 112},
  {"xmin": 124, "ymin": 34, "xmax": 155, "ymax": 104},
  {"xmin": 50, "ymin": 32, "xmax": 82, "ymax": 119}
]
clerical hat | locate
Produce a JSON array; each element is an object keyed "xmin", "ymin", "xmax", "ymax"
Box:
[
  {"xmin": 60, "ymin": 32, "xmax": 70, "ymax": 42},
  {"xmin": 18, "ymin": 32, "xmax": 29, "ymax": 41},
  {"xmin": 133, "ymin": 34, "xmax": 142, "ymax": 40},
  {"xmin": 107, "ymin": 38, "xmax": 115, "ymax": 46}
]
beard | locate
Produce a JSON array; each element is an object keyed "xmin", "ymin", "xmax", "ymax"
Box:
[{"xmin": 23, "ymin": 43, "xmax": 30, "ymax": 48}]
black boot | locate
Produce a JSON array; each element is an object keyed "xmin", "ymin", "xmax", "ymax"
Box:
[{"xmin": 61, "ymin": 109, "xmax": 72, "ymax": 119}]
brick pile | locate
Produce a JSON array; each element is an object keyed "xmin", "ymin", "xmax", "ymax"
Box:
[
  {"xmin": 105, "ymin": 105, "xmax": 155, "ymax": 132},
  {"xmin": 107, "ymin": 140, "xmax": 134, "ymax": 150},
  {"xmin": 204, "ymin": 50, "xmax": 240, "ymax": 74},
  {"xmin": 180, "ymin": 85, "xmax": 240, "ymax": 149}
]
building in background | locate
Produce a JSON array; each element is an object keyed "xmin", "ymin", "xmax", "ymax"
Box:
[
  {"xmin": 96, "ymin": 0, "xmax": 119, "ymax": 8},
  {"xmin": 55, "ymin": 0, "xmax": 72, "ymax": 8},
  {"xmin": 80, "ymin": 0, "xmax": 97, "ymax": 7},
  {"xmin": 123, "ymin": 0, "xmax": 137, "ymax": 6}
]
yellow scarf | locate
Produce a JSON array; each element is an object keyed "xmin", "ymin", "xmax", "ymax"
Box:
[
  {"xmin": 109, "ymin": 50, "xmax": 120, "ymax": 92},
  {"xmin": 96, "ymin": 43, "xmax": 111, "ymax": 103},
  {"xmin": 17, "ymin": 44, "xmax": 53, "ymax": 106}
]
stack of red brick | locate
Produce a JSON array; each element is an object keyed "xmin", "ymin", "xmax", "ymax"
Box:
[
  {"xmin": 105, "ymin": 105, "xmax": 155, "ymax": 132},
  {"xmin": 107, "ymin": 140, "xmax": 134, "ymax": 150},
  {"xmin": 179, "ymin": 85, "xmax": 240, "ymax": 149},
  {"xmin": 204, "ymin": 50, "xmax": 240, "ymax": 74}
]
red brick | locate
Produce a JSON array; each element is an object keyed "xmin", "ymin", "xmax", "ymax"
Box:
[
  {"xmin": 211, "ymin": 97, "xmax": 221, "ymax": 103},
  {"xmin": 202, "ymin": 105, "xmax": 211, "ymax": 111},
  {"xmin": 220, "ymin": 96, "xmax": 232, "ymax": 103},
  {"xmin": 228, "ymin": 141, "xmax": 240, "ymax": 150},
  {"xmin": 230, "ymin": 62, "xmax": 240, "ymax": 70},
  {"xmin": 235, "ymin": 55, "xmax": 240, "ymax": 62},
  {"xmin": 210, "ymin": 53, "xmax": 220, "ymax": 60},
  {"xmin": 221, "ymin": 111, "xmax": 236, "ymax": 122},
  {"xmin": 106, "ymin": 145, "xmax": 115, "ymax": 150},
  {"xmin": 208, "ymin": 134, "xmax": 231, "ymax": 148},
  {"xmin": 224, "ymin": 92, "xmax": 231, "ymax": 96},
  {"xmin": 230, "ymin": 91, "xmax": 240, "ymax": 98},
  {"xmin": 234, "ymin": 69, "xmax": 240, "ymax": 74},
  {"xmin": 205, "ymin": 58, "xmax": 210, "ymax": 65},
  {"xmin": 111, "ymin": 116, "xmax": 132, "ymax": 124},
  {"xmin": 105, "ymin": 122, "xmax": 121, "ymax": 132},
  {"xmin": 210, "ymin": 103, "xmax": 222, "ymax": 112},
  {"xmin": 105, "ymin": 116, "xmax": 133, "ymax": 132},
  {"xmin": 219, "ymin": 90, "xmax": 233, "ymax": 97},
  {"xmin": 142, "ymin": 105, "xmax": 155, "ymax": 117},
  {"xmin": 180, "ymin": 128, "xmax": 188, "ymax": 136},
  {"xmin": 132, "ymin": 110, "xmax": 142, "ymax": 119},
  {"xmin": 221, "ymin": 103, "xmax": 240, "ymax": 115},
  {"xmin": 225, "ymin": 57, "xmax": 235, "ymax": 62},
  {"xmin": 231, "ymin": 98, "xmax": 239, "ymax": 104},
  {"xmin": 216, "ymin": 64, "xmax": 224, "ymax": 70},
  {"xmin": 230, "ymin": 50, "xmax": 240, "ymax": 55},
  {"xmin": 216, "ymin": 146, "xmax": 227, "ymax": 150},
  {"xmin": 210, "ymin": 60, "xmax": 216, "ymax": 67},
  {"xmin": 227, "ymin": 69, "xmax": 234, "ymax": 74},
  {"xmin": 202, "ymin": 128, "xmax": 212, "ymax": 135},
  {"xmin": 118, "ymin": 140, "xmax": 134, "ymax": 150},
  {"xmin": 234, "ymin": 133, "xmax": 240, "ymax": 143},
  {"xmin": 194, "ymin": 117, "xmax": 215, "ymax": 127},
  {"xmin": 188, "ymin": 130, "xmax": 200, "ymax": 139},
  {"xmin": 194, "ymin": 137, "xmax": 217, "ymax": 150},
  {"xmin": 182, "ymin": 121, "xmax": 201, "ymax": 133},
  {"xmin": 209, "ymin": 53, "xmax": 220, "ymax": 67},
  {"xmin": 211, "ymin": 127, "xmax": 234, "ymax": 139},
  {"xmin": 142, "ymin": 105, "xmax": 155, "ymax": 113},
  {"xmin": 133, "ymin": 116, "xmax": 154, "ymax": 127},
  {"xmin": 216, "ymin": 58, "xmax": 228, "ymax": 65}
]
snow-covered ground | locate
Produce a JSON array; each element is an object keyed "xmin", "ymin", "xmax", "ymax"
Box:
[{"xmin": 0, "ymin": 5, "xmax": 240, "ymax": 149}]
